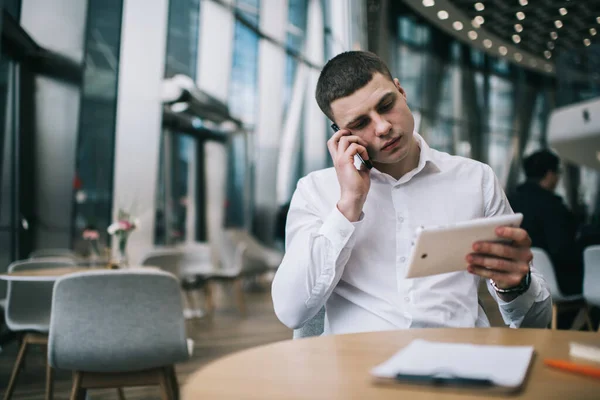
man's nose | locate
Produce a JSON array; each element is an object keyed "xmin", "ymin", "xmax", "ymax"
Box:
[{"xmin": 373, "ymin": 114, "xmax": 392, "ymax": 137}]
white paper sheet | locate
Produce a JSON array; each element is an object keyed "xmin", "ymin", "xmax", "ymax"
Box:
[{"xmin": 371, "ymin": 339, "xmax": 534, "ymax": 388}]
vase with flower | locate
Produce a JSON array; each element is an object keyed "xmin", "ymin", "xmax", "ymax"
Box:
[
  {"xmin": 107, "ymin": 209, "xmax": 138, "ymax": 267},
  {"xmin": 82, "ymin": 227, "xmax": 101, "ymax": 261}
]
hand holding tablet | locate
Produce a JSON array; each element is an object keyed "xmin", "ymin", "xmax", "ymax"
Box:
[{"xmin": 405, "ymin": 214, "xmax": 524, "ymax": 279}]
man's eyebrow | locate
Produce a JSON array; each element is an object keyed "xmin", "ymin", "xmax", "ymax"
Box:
[{"xmin": 344, "ymin": 92, "xmax": 397, "ymax": 127}]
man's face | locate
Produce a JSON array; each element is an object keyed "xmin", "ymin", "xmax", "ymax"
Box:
[{"xmin": 329, "ymin": 73, "xmax": 415, "ymax": 164}]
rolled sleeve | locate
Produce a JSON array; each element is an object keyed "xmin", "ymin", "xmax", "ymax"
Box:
[{"xmin": 495, "ymin": 276, "xmax": 542, "ymax": 328}]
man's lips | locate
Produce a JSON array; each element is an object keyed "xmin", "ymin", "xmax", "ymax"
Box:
[{"xmin": 381, "ymin": 136, "xmax": 401, "ymax": 151}]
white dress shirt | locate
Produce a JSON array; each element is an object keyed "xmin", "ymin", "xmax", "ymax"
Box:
[{"xmin": 272, "ymin": 133, "xmax": 551, "ymax": 335}]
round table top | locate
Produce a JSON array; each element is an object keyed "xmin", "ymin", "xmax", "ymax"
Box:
[
  {"xmin": 0, "ymin": 267, "xmax": 106, "ymax": 281},
  {"xmin": 182, "ymin": 328, "xmax": 600, "ymax": 399}
]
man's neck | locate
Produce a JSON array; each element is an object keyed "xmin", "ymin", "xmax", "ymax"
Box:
[{"xmin": 372, "ymin": 137, "xmax": 421, "ymax": 180}]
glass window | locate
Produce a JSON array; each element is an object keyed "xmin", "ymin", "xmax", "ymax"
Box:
[
  {"xmin": 226, "ymin": 0, "xmax": 260, "ymax": 227},
  {"xmin": 72, "ymin": 0, "xmax": 123, "ymax": 253},
  {"xmin": 164, "ymin": 0, "xmax": 201, "ymax": 78},
  {"xmin": 397, "ymin": 16, "xmax": 430, "ymax": 47},
  {"xmin": 487, "ymin": 75, "xmax": 515, "ymax": 183},
  {"xmin": 284, "ymin": 0, "xmax": 308, "ymax": 111}
]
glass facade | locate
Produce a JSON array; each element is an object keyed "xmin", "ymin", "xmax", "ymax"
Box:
[
  {"xmin": 155, "ymin": 0, "xmax": 201, "ymax": 245},
  {"xmin": 71, "ymin": 0, "xmax": 123, "ymax": 254},
  {"xmin": 393, "ymin": 10, "xmax": 553, "ymax": 189},
  {"xmin": 226, "ymin": 0, "xmax": 260, "ymax": 228}
]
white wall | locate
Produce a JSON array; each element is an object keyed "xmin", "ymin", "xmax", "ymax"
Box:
[{"xmin": 111, "ymin": 0, "xmax": 169, "ymax": 263}]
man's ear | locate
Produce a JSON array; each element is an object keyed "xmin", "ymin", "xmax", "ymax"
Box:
[{"xmin": 393, "ymin": 78, "xmax": 407, "ymax": 99}]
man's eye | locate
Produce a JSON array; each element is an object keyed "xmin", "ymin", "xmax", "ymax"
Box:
[
  {"xmin": 379, "ymin": 102, "xmax": 393, "ymax": 112},
  {"xmin": 353, "ymin": 120, "xmax": 368, "ymax": 129}
]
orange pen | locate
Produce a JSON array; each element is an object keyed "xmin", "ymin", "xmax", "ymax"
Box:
[{"xmin": 544, "ymin": 359, "xmax": 600, "ymax": 379}]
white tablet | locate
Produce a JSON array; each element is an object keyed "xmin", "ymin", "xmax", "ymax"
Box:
[{"xmin": 405, "ymin": 213, "xmax": 523, "ymax": 279}]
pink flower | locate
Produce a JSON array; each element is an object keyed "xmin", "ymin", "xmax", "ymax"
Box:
[{"xmin": 83, "ymin": 229, "xmax": 99, "ymax": 240}]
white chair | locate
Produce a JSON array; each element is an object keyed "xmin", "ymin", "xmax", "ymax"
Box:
[
  {"xmin": 583, "ymin": 245, "xmax": 600, "ymax": 332},
  {"xmin": 531, "ymin": 248, "xmax": 592, "ymax": 330},
  {"xmin": 3, "ymin": 257, "xmax": 77, "ymax": 400}
]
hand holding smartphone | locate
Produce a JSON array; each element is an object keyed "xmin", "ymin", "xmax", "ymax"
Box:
[{"xmin": 331, "ymin": 124, "xmax": 373, "ymax": 170}]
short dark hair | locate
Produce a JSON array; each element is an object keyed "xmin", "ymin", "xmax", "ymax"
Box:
[
  {"xmin": 315, "ymin": 51, "xmax": 394, "ymax": 122},
  {"xmin": 523, "ymin": 149, "xmax": 560, "ymax": 180}
]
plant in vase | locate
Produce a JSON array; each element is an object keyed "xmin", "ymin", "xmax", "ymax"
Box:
[
  {"xmin": 107, "ymin": 209, "xmax": 138, "ymax": 267},
  {"xmin": 82, "ymin": 228, "xmax": 101, "ymax": 259}
]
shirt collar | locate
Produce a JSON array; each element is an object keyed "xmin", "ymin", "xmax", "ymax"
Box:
[{"xmin": 370, "ymin": 132, "xmax": 441, "ymax": 183}]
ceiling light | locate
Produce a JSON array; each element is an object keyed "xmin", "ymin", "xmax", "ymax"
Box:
[
  {"xmin": 554, "ymin": 20, "xmax": 563, "ymax": 29},
  {"xmin": 559, "ymin": 8, "xmax": 567, "ymax": 16},
  {"xmin": 474, "ymin": 16, "xmax": 485, "ymax": 25},
  {"xmin": 512, "ymin": 34, "xmax": 521, "ymax": 43},
  {"xmin": 468, "ymin": 30, "xmax": 478, "ymax": 40},
  {"xmin": 550, "ymin": 31, "xmax": 558, "ymax": 40},
  {"xmin": 474, "ymin": 2, "xmax": 484, "ymax": 11},
  {"xmin": 483, "ymin": 39, "xmax": 492, "ymax": 48},
  {"xmin": 422, "ymin": 0, "xmax": 435, "ymax": 6},
  {"xmin": 514, "ymin": 53, "xmax": 523, "ymax": 62},
  {"xmin": 437, "ymin": 10, "xmax": 449, "ymax": 20},
  {"xmin": 471, "ymin": 19, "xmax": 481, "ymax": 28},
  {"xmin": 499, "ymin": 46, "xmax": 508, "ymax": 56},
  {"xmin": 516, "ymin": 12, "xmax": 526, "ymax": 20},
  {"xmin": 584, "ymin": 38, "xmax": 591, "ymax": 46},
  {"xmin": 452, "ymin": 21, "xmax": 464, "ymax": 31},
  {"xmin": 597, "ymin": 17, "xmax": 600, "ymax": 24},
  {"xmin": 519, "ymin": 0, "xmax": 528, "ymax": 5},
  {"xmin": 591, "ymin": 28, "xmax": 597, "ymax": 36},
  {"xmin": 514, "ymin": 24, "xmax": 523, "ymax": 32},
  {"xmin": 548, "ymin": 41, "xmax": 555, "ymax": 49},
  {"xmin": 544, "ymin": 50, "xmax": 552, "ymax": 59}
]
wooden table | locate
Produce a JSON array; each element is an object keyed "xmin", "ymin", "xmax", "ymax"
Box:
[
  {"xmin": 0, "ymin": 267, "xmax": 106, "ymax": 281},
  {"xmin": 182, "ymin": 328, "xmax": 600, "ymax": 399}
]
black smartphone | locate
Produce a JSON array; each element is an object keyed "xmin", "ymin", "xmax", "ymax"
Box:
[{"xmin": 331, "ymin": 123, "xmax": 373, "ymax": 170}]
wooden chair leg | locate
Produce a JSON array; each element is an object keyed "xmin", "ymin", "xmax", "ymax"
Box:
[
  {"xmin": 551, "ymin": 304, "xmax": 558, "ymax": 330},
  {"xmin": 233, "ymin": 278, "xmax": 247, "ymax": 316},
  {"xmin": 204, "ymin": 282, "xmax": 214, "ymax": 315},
  {"xmin": 584, "ymin": 305, "xmax": 594, "ymax": 331},
  {"xmin": 3, "ymin": 336, "xmax": 29, "ymax": 400},
  {"xmin": 70, "ymin": 372, "xmax": 83, "ymax": 400},
  {"xmin": 45, "ymin": 361, "xmax": 54, "ymax": 400},
  {"xmin": 158, "ymin": 368, "xmax": 173, "ymax": 400},
  {"xmin": 168, "ymin": 366, "xmax": 180, "ymax": 400},
  {"xmin": 117, "ymin": 388, "xmax": 127, "ymax": 400}
]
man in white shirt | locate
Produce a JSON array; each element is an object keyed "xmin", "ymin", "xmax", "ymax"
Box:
[{"xmin": 272, "ymin": 51, "xmax": 551, "ymax": 335}]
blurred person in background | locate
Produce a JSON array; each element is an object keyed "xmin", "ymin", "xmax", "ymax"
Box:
[{"xmin": 509, "ymin": 150, "xmax": 583, "ymax": 297}]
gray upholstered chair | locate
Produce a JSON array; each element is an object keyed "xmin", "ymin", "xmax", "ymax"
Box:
[
  {"xmin": 48, "ymin": 269, "xmax": 190, "ymax": 399},
  {"xmin": 3, "ymin": 257, "xmax": 77, "ymax": 400},
  {"xmin": 141, "ymin": 248, "xmax": 210, "ymax": 318},
  {"xmin": 293, "ymin": 307, "xmax": 325, "ymax": 339}
]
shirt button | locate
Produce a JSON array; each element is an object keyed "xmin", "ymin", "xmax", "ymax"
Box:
[
  {"xmin": 404, "ymin": 297, "xmax": 410, "ymax": 302},
  {"xmin": 400, "ymin": 257, "xmax": 406, "ymax": 262},
  {"xmin": 399, "ymin": 217, "xmax": 404, "ymax": 222},
  {"xmin": 339, "ymin": 229, "xmax": 349, "ymax": 236}
]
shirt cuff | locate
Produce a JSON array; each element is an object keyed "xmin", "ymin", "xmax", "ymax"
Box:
[
  {"xmin": 317, "ymin": 206, "xmax": 364, "ymax": 252},
  {"xmin": 496, "ymin": 275, "xmax": 542, "ymax": 328}
]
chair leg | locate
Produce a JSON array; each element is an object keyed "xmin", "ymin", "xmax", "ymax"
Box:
[
  {"xmin": 204, "ymin": 282, "xmax": 214, "ymax": 315},
  {"xmin": 158, "ymin": 368, "xmax": 173, "ymax": 400},
  {"xmin": 70, "ymin": 372, "xmax": 83, "ymax": 400},
  {"xmin": 117, "ymin": 388, "xmax": 127, "ymax": 400},
  {"xmin": 551, "ymin": 304, "xmax": 558, "ymax": 330},
  {"xmin": 584, "ymin": 305, "xmax": 594, "ymax": 331},
  {"xmin": 3, "ymin": 336, "xmax": 29, "ymax": 400},
  {"xmin": 45, "ymin": 361, "xmax": 54, "ymax": 400},
  {"xmin": 168, "ymin": 366, "xmax": 180, "ymax": 400},
  {"xmin": 233, "ymin": 278, "xmax": 247, "ymax": 316}
]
